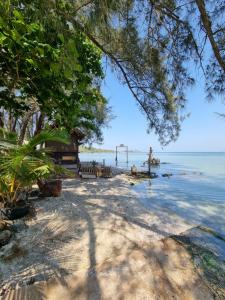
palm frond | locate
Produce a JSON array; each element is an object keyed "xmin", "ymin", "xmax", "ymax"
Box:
[
  {"xmin": 28, "ymin": 130, "xmax": 69, "ymax": 149},
  {"xmin": 0, "ymin": 128, "xmax": 17, "ymax": 142},
  {"xmin": 0, "ymin": 128, "xmax": 71, "ymax": 203},
  {"xmin": 0, "ymin": 140, "xmax": 18, "ymax": 151}
]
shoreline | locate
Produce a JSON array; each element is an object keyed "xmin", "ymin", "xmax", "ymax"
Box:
[{"xmin": 0, "ymin": 173, "xmax": 224, "ymax": 299}]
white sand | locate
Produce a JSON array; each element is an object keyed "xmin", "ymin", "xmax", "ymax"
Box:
[{"xmin": 0, "ymin": 174, "xmax": 214, "ymax": 299}]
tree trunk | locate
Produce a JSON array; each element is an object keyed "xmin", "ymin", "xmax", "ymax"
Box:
[
  {"xmin": 8, "ymin": 110, "xmax": 13, "ymax": 132},
  {"xmin": 0, "ymin": 111, "xmax": 4, "ymax": 128},
  {"xmin": 34, "ymin": 112, "xmax": 44, "ymax": 136},
  {"xmin": 12, "ymin": 118, "xmax": 18, "ymax": 132},
  {"xmin": 196, "ymin": 0, "xmax": 225, "ymax": 72},
  {"xmin": 18, "ymin": 111, "xmax": 33, "ymax": 145}
]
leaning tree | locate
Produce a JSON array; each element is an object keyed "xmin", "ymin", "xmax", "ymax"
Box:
[{"xmin": 71, "ymin": 0, "xmax": 225, "ymax": 144}]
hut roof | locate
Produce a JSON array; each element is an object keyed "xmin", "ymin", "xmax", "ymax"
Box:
[
  {"xmin": 45, "ymin": 128, "xmax": 85, "ymax": 153},
  {"xmin": 71, "ymin": 128, "xmax": 85, "ymax": 141}
]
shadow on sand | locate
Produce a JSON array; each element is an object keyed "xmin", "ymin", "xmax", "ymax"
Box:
[{"xmin": 1, "ymin": 177, "xmax": 224, "ymax": 300}]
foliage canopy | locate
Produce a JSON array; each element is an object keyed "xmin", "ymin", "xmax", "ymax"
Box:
[
  {"xmin": 73, "ymin": 0, "xmax": 225, "ymax": 144},
  {"xmin": 1, "ymin": 0, "xmax": 224, "ymax": 145},
  {"xmin": 0, "ymin": 0, "xmax": 110, "ymax": 143}
]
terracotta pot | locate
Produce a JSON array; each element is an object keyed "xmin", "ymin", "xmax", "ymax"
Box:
[{"xmin": 37, "ymin": 179, "xmax": 62, "ymax": 197}]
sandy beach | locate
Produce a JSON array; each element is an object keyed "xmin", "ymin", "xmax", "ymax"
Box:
[
  {"xmin": 1, "ymin": 1, "xmax": 225, "ymax": 298},
  {"xmin": 0, "ymin": 173, "xmax": 223, "ymax": 300}
]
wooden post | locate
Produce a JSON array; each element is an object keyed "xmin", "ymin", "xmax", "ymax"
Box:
[
  {"xmin": 115, "ymin": 146, "xmax": 118, "ymax": 165},
  {"xmin": 148, "ymin": 147, "xmax": 153, "ymax": 175}
]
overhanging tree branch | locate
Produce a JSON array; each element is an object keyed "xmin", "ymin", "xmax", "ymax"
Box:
[
  {"xmin": 196, "ymin": 0, "xmax": 225, "ymax": 72},
  {"xmin": 72, "ymin": 19, "xmax": 151, "ymax": 122}
]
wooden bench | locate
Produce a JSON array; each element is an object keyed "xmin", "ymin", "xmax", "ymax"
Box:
[
  {"xmin": 79, "ymin": 166, "xmax": 97, "ymax": 179},
  {"xmin": 101, "ymin": 167, "xmax": 112, "ymax": 178},
  {"xmin": 79, "ymin": 165, "xmax": 112, "ymax": 179}
]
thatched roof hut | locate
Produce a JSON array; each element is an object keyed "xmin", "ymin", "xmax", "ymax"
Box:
[{"xmin": 46, "ymin": 129, "xmax": 85, "ymax": 165}]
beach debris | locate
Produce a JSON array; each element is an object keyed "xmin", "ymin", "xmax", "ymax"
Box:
[
  {"xmin": 130, "ymin": 182, "xmax": 135, "ymax": 186},
  {"xmin": 162, "ymin": 173, "xmax": 173, "ymax": 177}
]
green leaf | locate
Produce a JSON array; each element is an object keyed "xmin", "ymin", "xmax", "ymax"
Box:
[
  {"xmin": 0, "ymin": 34, "xmax": 7, "ymax": 44},
  {"xmin": 58, "ymin": 33, "xmax": 64, "ymax": 43},
  {"xmin": 29, "ymin": 23, "xmax": 41, "ymax": 32},
  {"xmin": 75, "ymin": 63, "xmax": 82, "ymax": 72},
  {"xmin": 50, "ymin": 63, "xmax": 60, "ymax": 74},
  {"xmin": 13, "ymin": 9, "xmax": 24, "ymax": 21},
  {"xmin": 37, "ymin": 47, "xmax": 45, "ymax": 57},
  {"xmin": 11, "ymin": 29, "xmax": 22, "ymax": 43},
  {"xmin": 25, "ymin": 58, "xmax": 35, "ymax": 66}
]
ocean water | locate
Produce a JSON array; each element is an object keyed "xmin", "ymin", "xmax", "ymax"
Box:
[{"xmin": 80, "ymin": 152, "xmax": 225, "ymax": 248}]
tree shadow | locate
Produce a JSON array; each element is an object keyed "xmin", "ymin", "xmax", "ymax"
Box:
[
  {"xmin": 76, "ymin": 201, "xmax": 101, "ymax": 300},
  {"xmin": 0, "ymin": 176, "xmax": 221, "ymax": 299}
]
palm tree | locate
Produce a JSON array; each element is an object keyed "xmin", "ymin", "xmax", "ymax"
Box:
[{"xmin": 0, "ymin": 129, "xmax": 69, "ymax": 206}]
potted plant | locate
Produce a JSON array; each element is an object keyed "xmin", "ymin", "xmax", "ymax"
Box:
[
  {"xmin": 0, "ymin": 129, "xmax": 69, "ymax": 220},
  {"xmin": 37, "ymin": 178, "xmax": 62, "ymax": 197},
  {"xmin": 37, "ymin": 164, "xmax": 71, "ymax": 197}
]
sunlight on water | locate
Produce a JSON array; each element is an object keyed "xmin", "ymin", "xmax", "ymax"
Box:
[{"xmin": 80, "ymin": 152, "xmax": 225, "ymax": 241}]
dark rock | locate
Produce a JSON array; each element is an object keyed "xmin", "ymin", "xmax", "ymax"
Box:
[
  {"xmin": 0, "ymin": 206, "xmax": 30, "ymax": 220},
  {"xmin": 162, "ymin": 173, "xmax": 173, "ymax": 177},
  {"xmin": 0, "ymin": 230, "xmax": 12, "ymax": 247},
  {"xmin": 130, "ymin": 182, "xmax": 135, "ymax": 186}
]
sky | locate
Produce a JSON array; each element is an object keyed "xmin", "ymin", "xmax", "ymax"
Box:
[{"xmin": 94, "ymin": 67, "xmax": 225, "ymax": 152}]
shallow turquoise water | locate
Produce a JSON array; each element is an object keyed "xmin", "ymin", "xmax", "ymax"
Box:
[
  {"xmin": 80, "ymin": 152, "xmax": 225, "ymax": 240},
  {"xmin": 80, "ymin": 151, "xmax": 225, "ymax": 176}
]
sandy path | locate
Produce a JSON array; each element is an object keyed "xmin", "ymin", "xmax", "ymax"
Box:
[{"xmin": 0, "ymin": 175, "xmax": 215, "ymax": 299}]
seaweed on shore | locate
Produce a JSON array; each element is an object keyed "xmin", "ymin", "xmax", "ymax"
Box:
[
  {"xmin": 171, "ymin": 233, "xmax": 225, "ymax": 300},
  {"xmin": 197, "ymin": 225, "xmax": 225, "ymax": 243}
]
